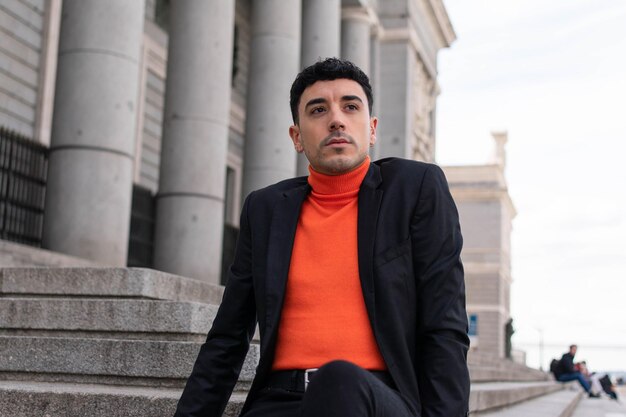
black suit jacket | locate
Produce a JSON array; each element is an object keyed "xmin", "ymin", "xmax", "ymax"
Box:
[{"xmin": 175, "ymin": 158, "xmax": 470, "ymax": 417}]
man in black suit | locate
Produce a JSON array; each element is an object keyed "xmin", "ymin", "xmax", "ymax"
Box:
[{"xmin": 175, "ymin": 58, "xmax": 470, "ymax": 417}]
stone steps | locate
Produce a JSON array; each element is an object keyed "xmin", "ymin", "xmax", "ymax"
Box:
[
  {"xmin": 0, "ymin": 268, "xmax": 224, "ymax": 304},
  {"xmin": 0, "ymin": 336, "xmax": 260, "ymax": 388},
  {"xmin": 0, "ymin": 379, "xmax": 570, "ymax": 417},
  {"xmin": 469, "ymin": 381, "xmax": 568, "ymax": 413},
  {"xmin": 0, "ymin": 267, "xmax": 567, "ymax": 416},
  {"xmin": 469, "ymin": 365, "xmax": 551, "ymax": 382},
  {"xmin": 0, "ymin": 380, "xmax": 246, "ymax": 417},
  {"xmin": 0, "ymin": 268, "xmax": 258, "ymax": 394},
  {"xmin": 0, "ymin": 297, "xmax": 218, "ymax": 338},
  {"xmin": 472, "ymin": 388, "xmax": 583, "ymax": 416},
  {"xmin": 467, "ymin": 350, "xmax": 550, "ymax": 383}
]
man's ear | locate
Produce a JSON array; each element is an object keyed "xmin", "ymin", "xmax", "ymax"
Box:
[
  {"xmin": 289, "ymin": 125, "xmax": 304, "ymax": 153},
  {"xmin": 369, "ymin": 117, "xmax": 378, "ymax": 146}
]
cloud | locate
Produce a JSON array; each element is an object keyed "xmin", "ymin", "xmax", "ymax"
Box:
[{"xmin": 438, "ymin": 0, "xmax": 626, "ymax": 370}]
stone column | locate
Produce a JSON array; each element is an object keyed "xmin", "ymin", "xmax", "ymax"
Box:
[
  {"xmin": 153, "ymin": 1, "xmax": 235, "ymax": 283},
  {"xmin": 341, "ymin": 7, "xmax": 372, "ymax": 75},
  {"xmin": 296, "ymin": 0, "xmax": 341, "ymax": 176},
  {"xmin": 377, "ymin": 41, "xmax": 414, "ymax": 159},
  {"xmin": 369, "ymin": 29, "xmax": 382, "ymax": 161},
  {"xmin": 42, "ymin": 0, "xmax": 144, "ymax": 265},
  {"xmin": 242, "ymin": 0, "xmax": 301, "ymax": 197}
]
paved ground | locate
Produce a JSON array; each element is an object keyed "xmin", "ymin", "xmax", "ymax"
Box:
[{"xmin": 571, "ymin": 386, "xmax": 626, "ymax": 417}]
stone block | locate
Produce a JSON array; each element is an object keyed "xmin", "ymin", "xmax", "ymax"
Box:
[
  {"xmin": 0, "ymin": 336, "xmax": 259, "ymax": 383},
  {"xmin": 469, "ymin": 381, "xmax": 564, "ymax": 413},
  {"xmin": 0, "ymin": 241, "xmax": 97, "ymax": 268},
  {"xmin": 0, "ymin": 268, "xmax": 224, "ymax": 304},
  {"xmin": 472, "ymin": 388, "xmax": 582, "ymax": 417},
  {"xmin": 469, "ymin": 365, "xmax": 550, "ymax": 383},
  {"xmin": 0, "ymin": 298, "xmax": 218, "ymax": 336},
  {"xmin": 0, "ymin": 380, "xmax": 248, "ymax": 417}
]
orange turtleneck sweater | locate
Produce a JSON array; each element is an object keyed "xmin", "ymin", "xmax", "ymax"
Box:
[{"xmin": 272, "ymin": 157, "xmax": 386, "ymax": 371}]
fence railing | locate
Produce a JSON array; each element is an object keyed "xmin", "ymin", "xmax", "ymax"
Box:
[
  {"xmin": 1, "ymin": 126, "xmax": 238, "ymax": 281},
  {"xmin": 0, "ymin": 127, "xmax": 48, "ymax": 246}
]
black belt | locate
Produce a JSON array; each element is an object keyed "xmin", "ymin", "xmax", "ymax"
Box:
[{"xmin": 267, "ymin": 369, "xmax": 393, "ymax": 393}]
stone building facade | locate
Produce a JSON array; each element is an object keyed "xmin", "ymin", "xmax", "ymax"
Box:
[
  {"xmin": 443, "ymin": 132, "xmax": 516, "ymax": 358},
  {"xmin": 1, "ymin": 0, "xmax": 454, "ymax": 279}
]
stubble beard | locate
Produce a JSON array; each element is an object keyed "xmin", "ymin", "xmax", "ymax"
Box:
[
  {"xmin": 313, "ymin": 146, "xmax": 368, "ymax": 175},
  {"xmin": 302, "ymin": 131, "xmax": 369, "ymax": 175}
]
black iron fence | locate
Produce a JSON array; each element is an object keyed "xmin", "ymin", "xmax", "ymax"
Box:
[
  {"xmin": 127, "ymin": 184, "xmax": 155, "ymax": 267},
  {"xmin": 0, "ymin": 127, "xmax": 48, "ymax": 246},
  {"xmin": 0, "ymin": 126, "xmax": 238, "ymax": 282}
]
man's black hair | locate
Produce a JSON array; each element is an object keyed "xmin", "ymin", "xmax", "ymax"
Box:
[{"xmin": 289, "ymin": 57, "xmax": 373, "ymax": 124}]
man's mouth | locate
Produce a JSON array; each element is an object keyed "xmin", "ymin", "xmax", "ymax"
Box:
[
  {"xmin": 326, "ymin": 138, "xmax": 350, "ymax": 145},
  {"xmin": 323, "ymin": 132, "xmax": 354, "ymax": 146}
]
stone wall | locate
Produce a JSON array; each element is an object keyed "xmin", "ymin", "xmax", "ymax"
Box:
[{"xmin": 0, "ymin": 0, "xmax": 46, "ymax": 137}]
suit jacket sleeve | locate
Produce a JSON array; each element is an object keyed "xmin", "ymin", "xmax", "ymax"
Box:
[
  {"xmin": 411, "ymin": 165, "xmax": 470, "ymax": 417},
  {"xmin": 174, "ymin": 193, "xmax": 257, "ymax": 417}
]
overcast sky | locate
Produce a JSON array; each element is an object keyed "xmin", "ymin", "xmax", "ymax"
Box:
[{"xmin": 436, "ymin": 0, "xmax": 626, "ymax": 371}]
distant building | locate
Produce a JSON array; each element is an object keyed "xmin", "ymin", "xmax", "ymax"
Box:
[{"xmin": 443, "ymin": 132, "xmax": 516, "ymax": 358}]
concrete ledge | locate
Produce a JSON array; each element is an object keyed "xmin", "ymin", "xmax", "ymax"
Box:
[
  {"xmin": 469, "ymin": 365, "xmax": 551, "ymax": 382},
  {"xmin": 470, "ymin": 381, "xmax": 566, "ymax": 413},
  {"xmin": 0, "ymin": 378, "xmax": 577, "ymax": 417},
  {"xmin": 0, "ymin": 298, "xmax": 218, "ymax": 335},
  {"xmin": 0, "ymin": 268, "xmax": 224, "ymax": 304},
  {"xmin": 0, "ymin": 380, "xmax": 246, "ymax": 417},
  {"xmin": 472, "ymin": 388, "xmax": 583, "ymax": 416},
  {"xmin": 0, "ymin": 336, "xmax": 259, "ymax": 383},
  {"xmin": 0, "ymin": 241, "xmax": 98, "ymax": 268}
]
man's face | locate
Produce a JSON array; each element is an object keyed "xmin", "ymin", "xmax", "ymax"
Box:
[
  {"xmin": 571, "ymin": 346, "xmax": 578, "ymax": 356},
  {"xmin": 289, "ymin": 79, "xmax": 377, "ymax": 175}
]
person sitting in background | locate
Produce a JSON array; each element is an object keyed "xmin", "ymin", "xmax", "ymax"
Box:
[
  {"xmin": 575, "ymin": 361, "xmax": 601, "ymax": 396},
  {"xmin": 578, "ymin": 361, "xmax": 620, "ymax": 401},
  {"xmin": 554, "ymin": 345, "xmax": 600, "ymax": 398}
]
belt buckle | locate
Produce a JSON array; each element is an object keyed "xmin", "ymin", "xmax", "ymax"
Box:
[{"xmin": 304, "ymin": 368, "xmax": 318, "ymax": 391}]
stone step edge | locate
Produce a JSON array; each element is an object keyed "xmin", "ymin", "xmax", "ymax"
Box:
[
  {"xmin": 0, "ymin": 267, "xmax": 224, "ymax": 304},
  {"xmin": 560, "ymin": 390, "xmax": 584, "ymax": 417},
  {"xmin": 0, "ymin": 297, "xmax": 219, "ymax": 335},
  {"xmin": 469, "ymin": 367, "xmax": 551, "ymax": 382},
  {"xmin": 0, "ymin": 336, "xmax": 260, "ymax": 381},
  {"xmin": 473, "ymin": 388, "xmax": 583, "ymax": 417},
  {"xmin": 2, "ymin": 335, "xmax": 555, "ymax": 387},
  {"xmin": 0, "ymin": 380, "xmax": 246, "ymax": 417},
  {"xmin": 469, "ymin": 381, "xmax": 568, "ymax": 413},
  {"xmin": 0, "ymin": 379, "xmax": 569, "ymax": 417}
]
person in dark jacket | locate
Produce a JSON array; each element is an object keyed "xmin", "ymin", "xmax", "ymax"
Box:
[
  {"xmin": 555, "ymin": 345, "xmax": 599, "ymax": 398},
  {"xmin": 174, "ymin": 58, "xmax": 470, "ymax": 417}
]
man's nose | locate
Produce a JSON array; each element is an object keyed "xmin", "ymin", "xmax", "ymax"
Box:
[{"xmin": 328, "ymin": 109, "xmax": 345, "ymax": 131}]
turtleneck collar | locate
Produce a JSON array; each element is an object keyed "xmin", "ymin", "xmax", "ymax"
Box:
[{"xmin": 307, "ymin": 156, "xmax": 371, "ymax": 195}]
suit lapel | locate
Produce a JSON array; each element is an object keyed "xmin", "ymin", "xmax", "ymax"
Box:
[
  {"xmin": 358, "ymin": 163, "xmax": 383, "ymax": 327},
  {"xmin": 265, "ymin": 184, "xmax": 310, "ymax": 333}
]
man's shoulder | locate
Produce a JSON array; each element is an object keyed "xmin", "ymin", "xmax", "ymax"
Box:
[
  {"xmin": 373, "ymin": 157, "xmax": 441, "ymax": 176},
  {"xmin": 372, "ymin": 157, "xmax": 446, "ymax": 187}
]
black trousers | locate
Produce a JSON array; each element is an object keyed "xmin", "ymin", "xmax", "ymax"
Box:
[{"xmin": 241, "ymin": 360, "xmax": 418, "ymax": 417}]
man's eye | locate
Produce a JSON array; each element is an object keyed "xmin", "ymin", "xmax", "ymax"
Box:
[
  {"xmin": 311, "ymin": 107, "xmax": 325, "ymax": 114},
  {"xmin": 346, "ymin": 104, "xmax": 358, "ymax": 110}
]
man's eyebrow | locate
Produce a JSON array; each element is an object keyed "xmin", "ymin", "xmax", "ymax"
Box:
[
  {"xmin": 304, "ymin": 95, "xmax": 364, "ymax": 110},
  {"xmin": 304, "ymin": 98, "xmax": 327, "ymax": 110},
  {"xmin": 341, "ymin": 95, "xmax": 363, "ymax": 104}
]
